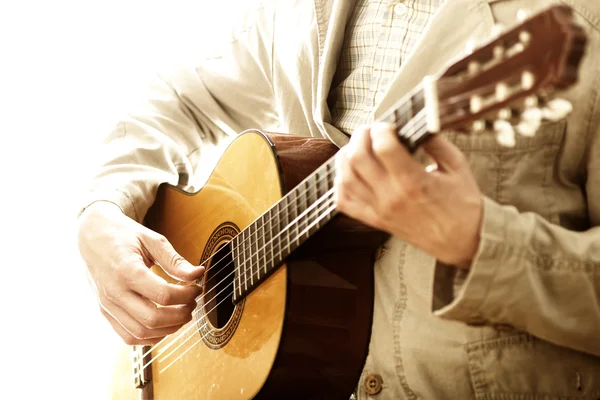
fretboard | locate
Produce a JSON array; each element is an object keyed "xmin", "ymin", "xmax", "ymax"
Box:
[{"xmin": 231, "ymin": 84, "xmax": 427, "ymax": 303}]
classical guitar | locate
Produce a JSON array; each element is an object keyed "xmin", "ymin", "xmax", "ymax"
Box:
[{"xmin": 110, "ymin": 5, "xmax": 587, "ymax": 399}]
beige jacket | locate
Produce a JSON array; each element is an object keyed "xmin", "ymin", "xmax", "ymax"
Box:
[{"xmin": 82, "ymin": 0, "xmax": 600, "ymax": 398}]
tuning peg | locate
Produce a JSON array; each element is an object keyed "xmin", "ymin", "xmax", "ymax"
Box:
[
  {"xmin": 515, "ymin": 106, "xmax": 543, "ymax": 137},
  {"xmin": 524, "ymin": 95, "xmax": 540, "ymax": 108},
  {"xmin": 470, "ymin": 95, "xmax": 483, "ymax": 113},
  {"xmin": 516, "ymin": 119, "xmax": 541, "ymax": 137},
  {"xmin": 519, "ymin": 30, "xmax": 531, "ymax": 45},
  {"xmin": 468, "ymin": 61, "xmax": 481, "ymax": 74},
  {"xmin": 517, "ymin": 9, "xmax": 531, "ymax": 22},
  {"xmin": 521, "ymin": 71, "xmax": 535, "ymax": 91},
  {"xmin": 494, "ymin": 120, "xmax": 516, "ymax": 147},
  {"xmin": 542, "ymin": 99, "xmax": 573, "ymax": 121},
  {"xmin": 493, "ymin": 45, "xmax": 506, "ymax": 60},
  {"xmin": 491, "ymin": 23, "xmax": 505, "ymax": 37},
  {"xmin": 522, "ymin": 107, "xmax": 543, "ymax": 124},
  {"xmin": 496, "ymin": 83, "xmax": 510, "ymax": 101},
  {"xmin": 472, "ymin": 119, "xmax": 488, "ymax": 133},
  {"xmin": 465, "ymin": 37, "xmax": 478, "ymax": 54}
]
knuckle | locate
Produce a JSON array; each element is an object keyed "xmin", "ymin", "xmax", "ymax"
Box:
[
  {"xmin": 154, "ymin": 288, "xmax": 171, "ymax": 305},
  {"xmin": 339, "ymin": 170, "xmax": 354, "ymax": 188},
  {"xmin": 141, "ymin": 312, "xmax": 159, "ymax": 329},
  {"xmin": 170, "ymin": 253, "xmax": 186, "ymax": 270},
  {"xmin": 154, "ymin": 233, "xmax": 169, "ymax": 246},
  {"xmin": 123, "ymin": 336, "xmax": 139, "ymax": 346},
  {"xmin": 383, "ymin": 194, "xmax": 406, "ymax": 214},
  {"xmin": 131, "ymin": 266, "xmax": 148, "ymax": 282},
  {"xmin": 346, "ymin": 146, "xmax": 365, "ymax": 166},
  {"xmin": 335, "ymin": 189, "xmax": 352, "ymax": 213},
  {"xmin": 130, "ymin": 327, "xmax": 148, "ymax": 340},
  {"xmin": 403, "ymin": 181, "xmax": 422, "ymax": 200},
  {"xmin": 102, "ymin": 287, "xmax": 124, "ymax": 304},
  {"xmin": 371, "ymin": 140, "xmax": 393, "ymax": 157}
]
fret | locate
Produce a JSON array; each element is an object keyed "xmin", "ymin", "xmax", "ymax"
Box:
[
  {"xmin": 288, "ymin": 188, "xmax": 299, "ymax": 247},
  {"xmin": 272, "ymin": 200, "xmax": 281, "ymax": 270},
  {"xmin": 258, "ymin": 213, "xmax": 267, "ymax": 276},
  {"xmin": 242, "ymin": 228, "xmax": 249, "ymax": 293},
  {"xmin": 325, "ymin": 160, "xmax": 335, "ymax": 191},
  {"xmin": 310, "ymin": 176, "xmax": 322, "ymax": 237},
  {"xmin": 249, "ymin": 223, "xmax": 256, "ymax": 288},
  {"xmin": 316, "ymin": 164, "xmax": 329, "ymax": 199},
  {"xmin": 299, "ymin": 180, "xmax": 309, "ymax": 242},
  {"xmin": 236, "ymin": 229, "xmax": 242, "ymax": 294},
  {"xmin": 231, "ymin": 236, "xmax": 240, "ymax": 300},
  {"xmin": 304, "ymin": 179, "xmax": 311, "ymax": 212},
  {"xmin": 316, "ymin": 167, "xmax": 329, "ymax": 230},
  {"xmin": 267, "ymin": 207, "xmax": 274, "ymax": 273},
  {"xmin": 280, "ymin": 195, "xmax": 291, "ymax": 256},
  {"xmin": 305, "ymin": 172, "xmax": 318, "ymax": 236}
]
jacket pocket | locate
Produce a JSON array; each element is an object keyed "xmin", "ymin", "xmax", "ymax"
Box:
[
  {"xmin": 466, "ymin": 333, "xmax": 600, "ymax": 399},
  {"xmin": 444, "ymin": 120, "xmax": 566, "ymax": 224}
]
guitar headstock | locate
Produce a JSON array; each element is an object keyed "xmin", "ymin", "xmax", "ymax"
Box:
[{"xmin": 431, "ymin": 4, "xmax": 587, "ymax": 147}]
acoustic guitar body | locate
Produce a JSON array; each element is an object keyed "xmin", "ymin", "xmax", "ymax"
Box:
[{"xmin": 110, "ymin": 130, "xmax": 385, "ymax": 400}]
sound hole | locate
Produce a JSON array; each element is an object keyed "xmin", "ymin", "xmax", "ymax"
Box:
[{"xmin": 204, "ymin": 242, "xmax": 235, "ymax": 329}]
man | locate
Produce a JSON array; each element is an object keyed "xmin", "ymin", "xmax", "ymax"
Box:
[{"xmin": 78, "ymin": 0, "xmax": 600, "ymax": 398}]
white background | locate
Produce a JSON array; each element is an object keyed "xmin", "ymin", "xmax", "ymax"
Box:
[{"xmin": 0, "ymin": 1, "xmax": 240, "ymax": 398}]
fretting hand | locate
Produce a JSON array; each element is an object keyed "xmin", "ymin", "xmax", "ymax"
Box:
[
  {"xmin": 78, "ymin": 202, "xmax": 205, "ymax": 345},
  {"xmin": 334, "ymin": 123, "xmax": 483, "ymax": 269}
]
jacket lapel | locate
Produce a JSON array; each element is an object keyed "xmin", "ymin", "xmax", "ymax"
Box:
[
  {"xmin": 314, "ymin": 0, "xmax": 358, "ymax": 147},
  {"xmin": 374, "ymin": 0, "xmax": 495, "ymax": 119}
]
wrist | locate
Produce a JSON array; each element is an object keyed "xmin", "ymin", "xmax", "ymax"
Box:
[
  {"xmin": 79, "ymin": 201, "xmax": 124, "ymax": 220},
  {"xmin": 444, "ymin": 197, "xmax": 483, "ymax": 270}
]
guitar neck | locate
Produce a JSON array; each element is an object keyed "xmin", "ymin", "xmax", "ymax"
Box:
[{"xmin": 231, "ymin": 84, "xmax": 428, "ymax": 303}]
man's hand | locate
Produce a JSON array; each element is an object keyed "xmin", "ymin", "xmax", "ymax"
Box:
[
  {"xmin": 334, "ymin": 123, "xmax": 483, "ymax": 269},
  {"xmin": 78, "ymin": 202, "xmax": 205, "ymax": 345}
]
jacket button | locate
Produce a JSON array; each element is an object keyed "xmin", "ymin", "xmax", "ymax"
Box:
[{"xmin": 364, "ymin": 373, "xmax": 383, "ymax": 395}]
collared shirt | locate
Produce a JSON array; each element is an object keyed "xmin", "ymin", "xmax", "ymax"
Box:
[{"xmin": 329, "ymin": 0, "xmax": 444, "ymax": 135}]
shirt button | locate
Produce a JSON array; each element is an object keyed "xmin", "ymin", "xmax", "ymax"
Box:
[
  {"xmin": 364, "ymin": 373, "xmax": 383, "ymax": 395},
  {"xmin": 393, "ymin": 3, "xmax": 408, "ymax": 16}
]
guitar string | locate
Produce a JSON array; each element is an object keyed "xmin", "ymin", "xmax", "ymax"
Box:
[
  {"xmin": 152, "ymin": 191, "xmax": 339, "ymax": 376},
  {"xmin": 155, "ymin": 191, "xmax": 338, "ymax": 374},
  {"xmin": 157, "ymin": 197, "xmax": 339, "ymax": 375},
  {"xmin": 140, "ymin": 186, "xmax": 339, "ymax": 369},
  {"xmin": 136, "ymin": 114, "xmax": 430, "ymax": 369}
]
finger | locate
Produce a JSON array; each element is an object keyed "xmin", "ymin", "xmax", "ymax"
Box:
[
  {"xmin": 102, "ymin": 298, "xmax": 192, "ymax": 340},
  {"xmin": 421, "ymin": 135, "xmax": 467, "ymax": 172},
  {"xmin": 140, "ymin": 232, "xmax": 205, "ymax": 282},
  {"xmin": 101, "ymin": 307, "xmax": 160, "ymax": 346},
  {"xmin": 335, "ymin": 147, "xmax": 376, "ymax": 205},
  {"xmin": 335, "ymin": 187, "xmax": 383, "ymax": 230},
  {"xmin": 104, "ymin": 288, "xmax": 197, "ymax": 329},
  {"xmin": 128, "ymin": 265, "xmax": 202, "ymax": 306},
  {"xmin": 369, "ymin": 122, "xmax": 424, "ymax": 180},
  {"xmin": 346, "ymin": 125, "xmax": 387, "ymax": 187}
]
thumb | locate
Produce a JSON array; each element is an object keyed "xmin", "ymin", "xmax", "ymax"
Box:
[
  {"xmin": 422, "ymin": 135, "xmax": 466, "ymax": 172},
  {"xmin": 142, "ymin": 233, "xmax": 205, "ymax": 282}
]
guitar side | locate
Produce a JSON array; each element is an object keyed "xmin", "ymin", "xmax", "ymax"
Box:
[{"xmin": 109, "ymin": 130, "xmax": 385, "ymax": 399}]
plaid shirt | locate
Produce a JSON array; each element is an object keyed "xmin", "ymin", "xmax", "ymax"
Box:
[{"xmin": 329, "ymin": 0, "xmax": 444, "ymax": 135}]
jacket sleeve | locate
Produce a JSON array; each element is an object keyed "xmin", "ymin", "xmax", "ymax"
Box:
[
  {"xmin": 78, "ymin": 3, "xmax": 277, "ymax": 222},
  {"xmin": 431, "ymin": 103, "xmax": 600, "ymax": 356}
]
